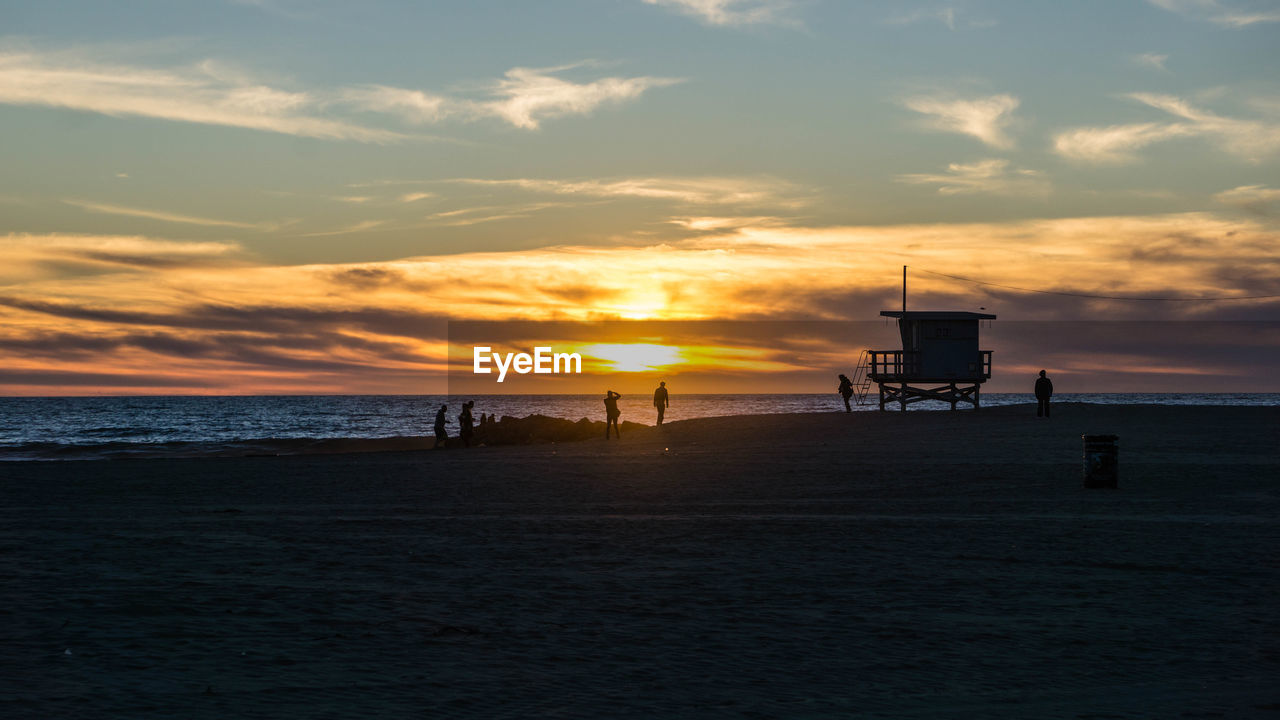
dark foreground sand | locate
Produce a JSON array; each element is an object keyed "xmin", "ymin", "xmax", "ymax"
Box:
[{"xmin": 2, "ymin": 403, "xmax": 1278, "ymax": 718}]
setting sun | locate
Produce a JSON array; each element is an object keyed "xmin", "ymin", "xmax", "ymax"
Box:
[{"xmin": 576, "ymin": 343, "xmax": 684, "ymax": 373}]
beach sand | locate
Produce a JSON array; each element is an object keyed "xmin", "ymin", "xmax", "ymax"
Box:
[{"xmin": 2, "ymin": 403, "xmax": 1277, "ymax": 717}]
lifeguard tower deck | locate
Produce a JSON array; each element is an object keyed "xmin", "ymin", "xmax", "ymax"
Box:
[{"xmin": 866, "ymin": 310, "xmax": 996, "ymax": 411}]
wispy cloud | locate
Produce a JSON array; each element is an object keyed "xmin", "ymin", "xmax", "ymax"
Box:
[
  {"xmin": 896, "ymin": 159, "xmax": 1050, "ymax": 196},
  {"xmin": 1214, "ymin": 184, "xmax": 1280, "ymax": 214},
  {"xmin": 1053, "ymin": 93, "xmax": 1280, "ymax": 163},
  {"xmin": 901, "ymin": 93, "xmax": 1020, "ymax": 148},
  {"xmin": 1, "ymin": 233, "xmax": 243, "ymax": 283},
  {"xmin": 641, "ymin": 0, "xmax": 797, "ymax": 26},
  {"xmin": 1132, "ymin": 52, "xmax": 1170, "ymax": 70},
  {"xmin": 343, "ymin": 63, "xmax": 681, "ymax": 130},
  {"xmin": 64, "ymin": 200, "xmax": 276, "ymax": 230},
  {"xmin": 667, "ymin": 216, "xmax": 789, "ymax": 233},
  {"xmin": 450, "ymin": 175, "xmax": 810, "ymax": 206},
  {"xmin": 888, "ymin": 6, "xmax": 958, "ymax": 29},
  {"xmin": 340, "ymin": 85, "xmax": 450, "ymax": 124},
  {"xmin": 0, "ymin": 49, "xmax": 404, "ymax": 142},
  {"xmin": 1053, "ymin": 122, "xmax": 1194, "ymax": 164},
  {"xmin": 0, "ymin": 48, "xmax": 677, "ymax": 139},
  {"xmin": 422, "ymin": 202, "xmax": 576, "ymax": 227},
  {"xmin": 1147, "ymin": 0, "xmax": 1280, "ymax": 27},
  {"xmin": 886, "ymin": 5, "xmax": 996, "ymax": 30},
  {"xmin": 480, "ymin": 64, "xmax": 683, "ymax": 130},
  {"xmin": 296, "ymin": 220, "xmax": 386, "ymax": 237}
]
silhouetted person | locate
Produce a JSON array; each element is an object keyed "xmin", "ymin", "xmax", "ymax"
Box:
[
  {"xmin": 459, "ymin": 401, "xmax": 474, "ymax": 448},
  {"xmin": 434, "ymin": 404, "xmax": 448, "ymax": 448},
  {"xmin": 653, "ymin": 381, "xmax": 669, "ymax": 426},
  {"xmin": 604, "ymin": 390, "xmax": 621, "ymax": 439},
  {"xmin": 838, "ymin": 374, "xmax": 854, "ymax": 413},
  {"xmin": 1035, "ymin": 370, "xmax": 1053, "ymax": 418}
]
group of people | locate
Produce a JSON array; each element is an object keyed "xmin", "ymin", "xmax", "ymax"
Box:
[
  {"xmin": 602, "ymin": 381, "xmax": 670, "ymax": 440},
  {"xmin": 432, "ymin": 380, "xmax": 673, "ymax": 448},
  {"xmin": 434, "ymin": 370, "xmax": 1056, "ymax": 448},
  {"xmin": 432, "ymin": 400, "xmax": 493, "ymax": 449},
  {"xmin": 600, "ymin": 380, "xmax": 673, "ymax": 440}
]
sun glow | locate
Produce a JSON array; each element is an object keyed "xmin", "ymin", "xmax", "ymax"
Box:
[
  {"xmin": 612, "ymin": 294, "xmax": 669, "ymax": 320},
  {"xmin": 576, "ymin": 343, "xmax": 684, "ymax": 372}
]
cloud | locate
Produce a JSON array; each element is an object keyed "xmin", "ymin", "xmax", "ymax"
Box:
[
  {"xmin": 888, "ymin": 6, "xmax": 957, "ymax": 29},
  {"xmin": 2, "ymin": 212, "xmax": 1276, "ymax": 393},
  {"xmin": 0, "ymin": 48, "xmax": 677, "ymax": 139},
  {"xmin": 901, "ymin": 94, "xmax": 1020, "ymax": 148},
  {"xmin": 1132, "ymin": 52, "xmax": 1170, "ymax": 70},
  {"xmin": 667, "ymin": 216, "xmax": 788, "ymax": 232},
  {"xmin": 1053, "ymin": 93, "xmax": 1280, "ymax": 163},
  {"xmin": 1214, "ymin": 185, "xmax": 1280, "ymax": 214},
  {"xmin": 896, "ymin": 159, "xmax": 1050, "ymax": 196},
  {"xmin": 0, "ymin": 49, "xmax": 404, "ymax": 142},
  {"xmin": 1053, "ymin": 122, "xmax": 1195, "ymax": 164},
  {"xmin": 343, "ymin": 63, "xmax": 681, "ymax": 130},
  {"xmin": 64, "ymin": 199, "xmax": 276, "ymax": 230},
  {"xmin": 399, "ymin": 192, "xmax": 435, "ymax": 203},
  {"xmin": 296, "ymin": 220, "xmax": 386, "ymax": 237},
  {"xmin": 478, "ymin": 64, "xmax": 683, "ymax": 130},
  {"xmin": 449, "ymin": 175, "xmax": 809, "ymax": 206},
  {"xmin": 1147, "ymin": 0, "xmax": 1280, "ymax": 26},
  {"xmin": 886, "ymin": 6, "xmax": 996, "ymax": 30},
  {"xmin": 340, "ymin": 85, "xmax": 450, "ymax": 124},
  {"xmin": 641, "ymin": 0, "xmax": 797, "ymax": 26},
  {"xmin": 0, "ymin": 233, "xmax": 244, "ymax": 283}
]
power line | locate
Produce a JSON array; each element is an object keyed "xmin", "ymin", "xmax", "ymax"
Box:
[{"xmin": 909, "ymin": 266, "xmax": 1280, "ymax": 302}]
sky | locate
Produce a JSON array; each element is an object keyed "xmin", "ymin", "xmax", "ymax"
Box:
[{"xmin": 1, "ymin": 0, "xmax": 1278, "ymax": 394}]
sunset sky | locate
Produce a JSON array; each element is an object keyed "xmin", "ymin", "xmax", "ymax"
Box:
[{"xmin": 2, "ymin": 0, "xmax": 1278, "ymax": 394}]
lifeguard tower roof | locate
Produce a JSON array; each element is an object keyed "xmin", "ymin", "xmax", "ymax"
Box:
[{"xmin": 880, "ymin": 311, "xmax": 996, "ymax": 320}]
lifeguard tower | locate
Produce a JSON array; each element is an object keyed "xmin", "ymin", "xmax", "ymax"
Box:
[{"xmin": 864, "ymin": 310, "xmax": 995, "ymax": 411}]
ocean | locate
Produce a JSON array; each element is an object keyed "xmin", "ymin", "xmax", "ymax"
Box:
[{"xmin": 2, "ymin": 393, "xmax": 1277, "ymax": 461}]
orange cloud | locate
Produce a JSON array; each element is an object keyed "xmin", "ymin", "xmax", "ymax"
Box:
[{"xmin": 2, "ymin": 212, "xmax": 1277, "ymax": 394}]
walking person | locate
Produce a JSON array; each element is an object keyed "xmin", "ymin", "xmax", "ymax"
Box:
[
  {"xmin": 838, "ymin": 374, "xmax": 854, "ymax": 413},
  {"xmin": 604, "ymin": 390, "xmax": 622, "ymax": 439},
  {"xmin": 433, "ymin": 404, "xmax": 449, "ymax": 448},
  {"xmin": 653, "ymin": 381, "xmax": 669, "ymax": 426},
  {"xmin": 459, "ymin": 400, "xmax": 475, "ymax": 448},
  {"xmin": 1035, "ymin": 370, "xmax": 1053, "ymax": 418}
]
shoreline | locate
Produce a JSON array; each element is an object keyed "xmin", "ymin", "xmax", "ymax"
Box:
[{"xmin": 4, "ymin": 401, "xmax": 1279, "ymax": 462}]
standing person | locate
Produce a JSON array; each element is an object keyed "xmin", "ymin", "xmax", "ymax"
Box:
[
  {"xmin": 653, "ymin": 381, "xmax": 669, "ymax": 426},
  {"xmin": 459, "ymin": 401, "xmax": 475, "ymax": 448},
  {"xmin": 433, "ymin": 404, "xmax": 449, "ymax": 448},
  {"xmin": 1035, "ymin": 370, "xmax": 1053, "ymax": 418},
  {"xmin": 603, "ymin": 390, "xmax": 622, "ymax": 440},
  {"xmin": 838, "ymin": 374, "xmax": 854, "ymax": 413}
]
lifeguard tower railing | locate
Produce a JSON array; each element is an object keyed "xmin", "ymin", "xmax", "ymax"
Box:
[{"xmin": 866, "ymin": 350, "xmax": 993, "ymax": 381}]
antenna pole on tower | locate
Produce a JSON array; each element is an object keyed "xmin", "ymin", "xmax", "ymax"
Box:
[{"xmin": 902, "ymin": 265, "xmax": 907, "ymax": 314}]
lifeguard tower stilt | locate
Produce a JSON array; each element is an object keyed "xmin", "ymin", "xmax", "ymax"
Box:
[{"xmin": 867, "ymin": 310, "xmax": 995, "ymax": 411}]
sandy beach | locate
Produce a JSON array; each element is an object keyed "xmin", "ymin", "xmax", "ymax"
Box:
[{"xmin": 2, "ymin": 403, "xmax": 1277, "ymax": 718}]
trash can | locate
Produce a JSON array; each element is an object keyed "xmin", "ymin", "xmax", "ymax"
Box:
[{"xmin": 1082, "ymin": 434, "xmax": 1118, "ymax": 488}]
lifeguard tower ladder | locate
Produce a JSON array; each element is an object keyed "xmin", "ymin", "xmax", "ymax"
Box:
[
  {"xmin": 850, "ymin": 350, "xmax": 874, "ymax": 406},
  {"xmin": 866, "ymin": 310, "xmax": 996, "ymax": 411}
]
